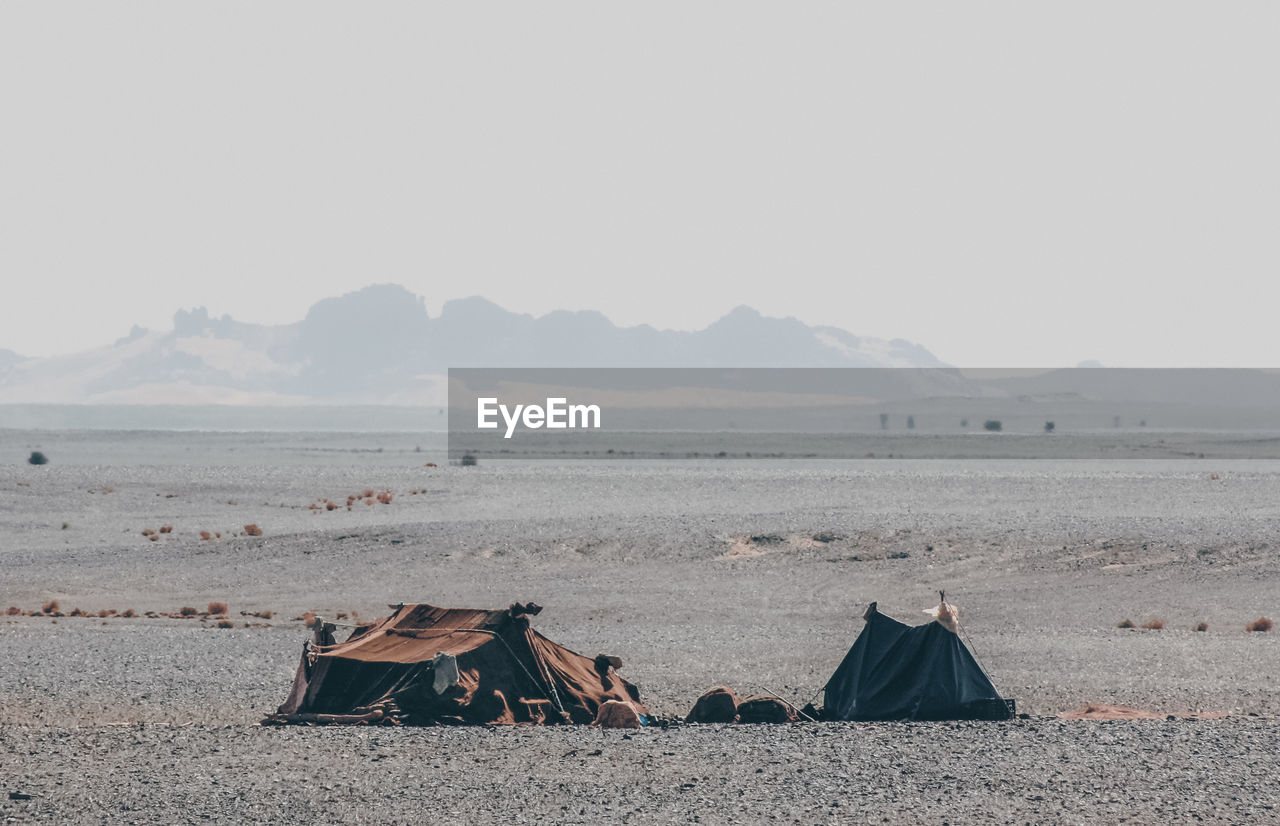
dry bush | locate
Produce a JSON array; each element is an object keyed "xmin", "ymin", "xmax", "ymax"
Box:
[
  {"xmin": 362, "ymin": 489, "xmax": 375, "ymax": 499},
  {"xmin": 69, "ymin": 607, "xmax": 85, "ymax": 617},
  {"xmin": 141, "ymin": 529, "xmax": 154, "ymax": 537},
  {"xmin": 1209, "ymin": 472, "xmax": 1221, "ymax": 481},
  {"xmin": 1116, "ymin": 618, "xmax": 1135, "ymax": 629},
  {"xmin": 120, "ymin": 609, "xmax": 136, "ymax": 618},
  {"xmin": 158, "ymin": 525, "xmax": 173, "ymax": 534},
  {"xmin": 216, "ymin": 620, "xmax": 234, "ymax": 629},
  {"xmin": 425, "ymin": 462, "xmax": 437, "ymax": 468},
  {"xmin": 307, "ymin": 503, "xmax": 320, "ymax": 510},
  {"xmin": 148, "ymin": 534, "xmax": 159, "ymax": 542},
  {"xmin": 6, "ymin": 606, "xmax": 20, "ymax": 615},
  {"xmin": 1194, "ymin": 622, "xmax": 1209, "ymax": 632},
  {"xmin": 376, "ymin": 491, "xmax": 393, "ymax": 505},
  {"xmin": 98, "ymin": 609, "xmax": 111, "ymax": 618},
  {"xmin": 300, "ymin": 611, "xmax": 317, "ymax": 625},
  {"xmin": 242, "ymin": 609, "xmax": 274, "ymax": 619},
  {"xmin": 1141, "ymin": 618, "xmax": 1165, "ymax": 630},
  {"xmin": 179, "ymin": 606, "xmax": 198, "ymax": 617},
  {"xmin": 1247, "ymin": 617, "xmax": 1273, "ymax": 633},
  {"xmin": 199, "ymin": 531, "xmax": 212, "ymax": 540},
  {"xmin": 208, "ymin": 601, "xmax": 229, "ymax": 616},
  {"xmin": 325, "ymin": 501, "xmax": 338, "ymax": 511},
  {"xmin": 61, "ymin": 522, "xmax": 69, "ymax": 530},
  {"xmin": 41, "ymin": 600, "xmax": 59, "ymax": 614},
  {"xmin": 215, "ymin": 532, "xmax": 221, "ymax": 538},
  {"xmin": 243, "ymin": 524, "xmax": 263, "ymax": 537}
]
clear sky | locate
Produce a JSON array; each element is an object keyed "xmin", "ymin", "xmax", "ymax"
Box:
[{"xmin": 2, "ymin": 3, "xmax": 1277, "ymax": 365}]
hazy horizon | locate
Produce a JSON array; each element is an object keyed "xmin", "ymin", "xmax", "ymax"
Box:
[{"xmin": 4, "ymin": 3, "xmax": 1278, "ymax": 366}]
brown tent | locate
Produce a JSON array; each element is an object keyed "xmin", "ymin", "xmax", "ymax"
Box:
[{"xmin": 266, "ymin": 602, "xmax": 646, "ymax": 726}]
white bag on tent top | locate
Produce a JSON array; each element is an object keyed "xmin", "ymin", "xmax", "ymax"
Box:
[{"xmin": 924, "ymin": 600, "xmax": 960, "ymax": 634}]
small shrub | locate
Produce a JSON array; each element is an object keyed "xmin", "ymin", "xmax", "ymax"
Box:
[
  {"xmin": 61, "ymin": 522, "xmax": 69, "ymax": 530},
  {"xmin": 243, "ymin": 524, "xmax": 263, "ymax": 537},
  {"xmin": 376, "ymin": 491, "xmax": 393, "ymax": 505},
  {"xmin": 1044, "ymin": 421, "xmax": 1055, "ymax": 433},
  {"xmin": 362, "ymin": 489, "xmax": 375, "ymax": 499},
  {"xmin": 460, "ymin": 454, "xmax": 478, "ymax": 467},
  {"xmin": 300, "ymin": 611, "xmax": 317, "ymax": 625},
  {"xmin": 28, "ymin": 451, "xmax": 48, "ymax": 465},
  {"xmin": 216, "ymin": 620, "xmax": 234, "ymax": 629},
  {"xmin": 158, "ymin": 525, "xmax": 173, "ymax": 534},
  {"xmin": 425, "ymin": 462, "xmax": 438, "ymax": 468},
  {"xmin": 1116, "ymin": 618, "xmax": 1135, "ymax": 629},
  {"xmin": 147, "ymin": 534, "xmax": 159, "ymax": 542},
  {"xmin": 199, "ymin": 531, "xmax": 212, "ymax": 540},
  {"xmin": 69, "ymin": 607, "xmax": 85, "ymax": 617},
  {"xmin": 1247, "ymin": 617, "xmax": 1273, "ymax": 633},
  {"xmin": 141, "ymin": 529, "xmax": 155, "ymax": 537},
  {"xmin": 98, "ymin": 609, "xmax": 111, "ymax": 618},
  {"xmin": 1194, "ymin": 622, "xmax": 1208, "ymax": 632},
  {"xmin": 41, "ymin": 600, "xmax": 59, "ymax": 614},
  {"xmin": 325, "ymin": 501, "xmax": 338, "ymax": 511},
  {"xmin": 179, "ymin": 606, "xmax": 198, "ymax": 617},
  {"xmin": 120, "ymin": 609, "xmax": 136, "ymax": 618},
  {"xmin": 6, "ymin": 606, "xmax": 20, "ymax": 615},
  {"xmin": 983, "ymin": 420, "xmax": 1002, "ymax": 432},
  {"xmin": 208, "ymin": 601, "xmax": 229, "ymax": 616},
  {"xmin": 1141, "ymin": 618, "xmax": 1165, "ymax": 630}
]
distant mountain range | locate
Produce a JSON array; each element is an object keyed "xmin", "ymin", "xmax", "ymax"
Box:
[{"xmin": 0, "ymin": 285, "xmax": 946, "ymax": 405}]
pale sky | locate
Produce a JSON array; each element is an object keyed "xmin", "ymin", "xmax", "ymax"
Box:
[{"xmin": 2, "ymin": 2, "xmax": 1277, "ymax": 365}]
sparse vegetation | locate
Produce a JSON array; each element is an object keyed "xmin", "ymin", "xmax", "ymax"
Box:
[
  {"xmin": 208, "ymin": 601, "xmax": 229, "ymax": 616},
  {"xmin": 199, "ymin": 531, "xmax": 212, "ymax": 540},
  {"xmin": 460, "ymin": 454, "xmax": 478, "ymax": 467},
  {"xmin": 1117, "ymin": 618, "xmax": 1135, "ymax": 629},
  {"xmin": 1044, "ymin": 421, "xmax": 1055, "ymax": 433},
  {"xmin": 1194, "ymin": 622, "xmax": 1208, "ymax": 632},
  {"xmin": 243, "ymin": 524, "xmax": 263, "ymax": 537},
  {"xmin": 216, "ymin": 620, "xmax": 235, "ymax": 629},
  {"xmin": 1247, "ymin": 617, "xmax": 1273, "ymax": 633},
  {"xmin": 28, "ymin": 451, "xmax": 48, "ymax": 465},
  {"xmin": 179, "ymin": 606, "xmax": 199, "ymax": 617},
  {"xmin": 1141, "ymin": 619, "xmax": 1165, "ymax": 630},
  {"xmin": 41, "ymin": 600, "xmax": 59, "ymax": 615},
  {"xmin": 158, "ymin": 525, "xmax": 173, "ymax": 534},
  {"xmin": 6, "ymin": 606, "xmax": 20, "ymax": 615},
  {"xmin": 983, "ymin": 420, "xmax": 1002, "ymax": 432},
  {"xmin": 120, "ymin": 609, "xmax": 136, "ymax": 618}
]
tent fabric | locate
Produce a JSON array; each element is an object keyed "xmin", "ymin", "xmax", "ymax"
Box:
[
  {"xmin": 272, "ymin": 603, "xmax": 645, "ymax": 725},
  {"xmin": 823, "ymin": 607, "xmax": 1009, "ymax": 721}
]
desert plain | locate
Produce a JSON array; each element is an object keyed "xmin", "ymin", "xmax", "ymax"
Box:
[{"xmin": 2, "ymin": 427, "xmax": 1279, "ymax": 824}]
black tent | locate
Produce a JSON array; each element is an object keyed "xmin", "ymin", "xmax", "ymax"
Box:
[{"xmin": 823, "ymin": 604, "xmax": 1012, "ymax": 721}]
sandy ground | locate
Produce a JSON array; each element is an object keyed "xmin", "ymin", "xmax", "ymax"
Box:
[{"xmin": 2, "ymin": 431, "xmax": 1279, "ymax": 823}]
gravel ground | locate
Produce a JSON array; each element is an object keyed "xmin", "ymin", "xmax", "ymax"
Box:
[{"xmin": 2, "ymin": 431, "xmax": 1279, "ymax": 823}]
